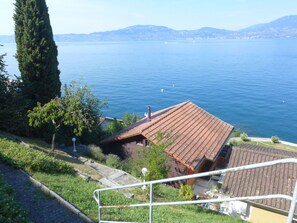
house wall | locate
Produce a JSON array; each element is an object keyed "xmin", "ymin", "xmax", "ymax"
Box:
[
  {"xmin": 250, "ymin": 206, "xmax": 287, "ymax": 223},
  {"xmin": 187, "ymin": 160, "xmax": 205, "ymax": 186},
  {"xmin": 166, "ymin": 157, "xmax": 187, "ymax": 184},
  {"xmin": 102, "ymin": 135, "xmax": 146, "ymax": 159}
]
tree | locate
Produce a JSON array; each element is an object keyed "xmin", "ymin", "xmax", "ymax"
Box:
[
  {"xmin": 0, "ymin": 48, "xmax": 28, "ymax": 134},
  {"xmin": 28, "ymin": 82, "xmax": 107, "ymax": 150},
  {"xmin": 0, "ymin": 50, "xmax": 8, "ymax": 93},
  {"xmin": 105, "ymin": 113, "xmax": 142, "ymax": 136},
  {"xmin": 0, "ymin": 51, "xmax": 9, "ymax": 126},
  {"xmin": 0, "ymin": 49, "xmax": 6, "ymax": 75},
  {"xmin": 14, "ymin": 0, "xmax": 61, "ymax": 105},
  {"xmin": 144, "ymin": 132, "xmax": 170, "ymax": 181},
  {"xmin": 106, "ymin": 118, "xmax": 123, "ymax": 135},
  {"xmin": 133, "ymin": 132, "xmax": 171, "ymax": 181},
  {"xmin": 122, "ymin": 113, "xmax": 142, "ymax": 128}
]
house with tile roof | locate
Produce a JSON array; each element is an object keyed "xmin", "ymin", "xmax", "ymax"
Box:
[
  {"xmin": 101, "ymin": 101, "xmax": 234, "ymax": 183},
  {"xmin": 221, "ymin": 144, "xmax": 297, "ymax": 223}
]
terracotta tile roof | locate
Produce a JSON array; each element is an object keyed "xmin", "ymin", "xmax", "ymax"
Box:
[
  {"xmin": 222, "ymin": 144, "xmax": 297, "ymax": 213},
  {"xmin": 102, "ymin": 101, "xmax": 234, "ymax": 170}
]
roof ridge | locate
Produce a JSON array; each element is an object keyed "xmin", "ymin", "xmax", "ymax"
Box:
[{"xmin": 141, "ymin": 101, "xmax": 191, "ymax": 133}]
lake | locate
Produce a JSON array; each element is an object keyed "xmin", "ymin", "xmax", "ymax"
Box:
[{"xmin": 2, "ymin": 39, "xmax": 297, "ymax": 143}]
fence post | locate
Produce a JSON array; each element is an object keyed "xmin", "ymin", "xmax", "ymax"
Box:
[
  {"xmin": 97, "ymin": 192, "xmax": 101, "ymax": 223},
  {"xmin": 287, "ymin": 180, "xmax": 297, "ymax": 223},
  {"xmin": 149, "ymin": 183, "xmax": 153, "ymax": 223}
]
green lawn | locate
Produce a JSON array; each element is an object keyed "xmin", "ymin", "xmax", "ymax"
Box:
[
  {"xmin": 0, "ymin": 132, "xmax": 103, "ymax": 180},
  {"xmin": 33, "ymin": 172, "xmax": 244, "ymax": 223}
]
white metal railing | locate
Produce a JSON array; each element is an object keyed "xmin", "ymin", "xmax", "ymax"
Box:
[{"xmin": 93, "ymin": 158, "xmax": 297, "ymax": 223}]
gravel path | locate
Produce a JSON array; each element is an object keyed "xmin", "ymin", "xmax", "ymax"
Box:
[{"xmin": 0, "ymin": 163, "xmax": 86, "ymax": 223}]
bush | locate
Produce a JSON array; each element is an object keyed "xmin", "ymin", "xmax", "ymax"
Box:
[
  {"xmin": 122, "ymin": 113, "xmax": 142, "ymax": 128},
  {"xmin": 105, "ymin": 119, "xmax": 123, "ymax": 136},
  {"xmin": 179, "ymin": 184, "xmax": 194, "ymax": 200},
  {"xmin": 84, "ymin": 144, "xmax": 106, "ymax": 163},
  {"xmin": 271, "ymin": 136, "xmax": 280, "ymax": 143},
  {"xmin": 132, "ymin": 132, "xmax": 170, "ymax": 181},
  {"xmin": 231, "ymin": 128, "xmax": 242, "ymax": 137},
  {"xmin": 229, "ymin": 140, "xmax": 239, "ymax": 146},
  {"xmin": 106, "ymin": 154, "xmax": 121, "ymax": 168},
  {"xmin": 240, "ymin": 132, "xmax": 248, "ymax": 141},
  {"xmin": 120, "ymin": 160, "xmax": 134, "ymax": 174},
  {"xmin": 0, "ymin": 138, "xmax": 74, "ymax": 174},
  {"xmin": 79, "ymin": 126, "xmax": 106, "ymax": 145},
  {"xmin": 0, "ymin": 176, "xmax": 30, "ymax": 223}
]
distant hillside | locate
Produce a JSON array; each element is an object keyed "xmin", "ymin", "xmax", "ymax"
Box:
[
  {"xmin": 238, "ymin": 15, "xmax": 297, "ymax": 38},
  {"xmin": 1, "ymin": 15, "xmax": 297, "ymax": 43}
]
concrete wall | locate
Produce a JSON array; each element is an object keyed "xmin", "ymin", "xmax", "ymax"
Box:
[{"xmin": 250, "ymin": 206, "xmax": 288, "ymax": 223}]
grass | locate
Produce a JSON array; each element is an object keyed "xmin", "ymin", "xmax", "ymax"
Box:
[
  {"xmin": 0, "ymin": 138, "xmax": 73, "ymax": 174},
  {"xmin": 0, "ymin": 175, "xmax": 30, "ymax": 223},
  {"xmin": 0, "ymin": 134, "xmax": 244, "ymax": 223},
  {"xmin": 0, "ymin": 131, "xmax": 103, "ymax": 180},
  {"xmin": 33, "ymin": 172, "xmax": 244, "ymax": 223}
]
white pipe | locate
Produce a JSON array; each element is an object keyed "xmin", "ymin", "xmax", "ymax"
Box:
[{"xmin": 96, "ymin": 194, "xmax": 292, "ymax": 209}]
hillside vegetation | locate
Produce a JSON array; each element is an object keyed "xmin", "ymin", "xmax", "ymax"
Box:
[
  {"xmin": 0, "ymin": 136, "xmax": 244, "ymax": 223},
  {"xmin": 0, "ymin": 175, "xmax": 29, "ymax": 223}
]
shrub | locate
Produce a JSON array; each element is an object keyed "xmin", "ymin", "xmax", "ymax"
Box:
[
  {"xmin": 84, "ymin": 144, "xmax": 106, "ymax": 163},
  {"xmin": 79, "ymin": 126, "xmax": 106, "ymax": 145},
  {"xmin": 271, "ymin": 136, "xmax": 280, "ymax": 143},
  {"xmin": 106, "ymin": 154, "xmax": 121, "ymax": 168},
  {"xmin": 0, "ymin": 176, "xmax": 29, "ymax": 223},
  {"xmin": 231, "ymin": 128, "xmax": 242, "ymax": 137},
  {"xmin": 133, "ymin": 132, "xmax": 170, "ymax": 181},
  {"xmin": 120, "ymin": 160, "xmax": 134, "ymax": 174},
  {"xmin": 122, "ymin": 113, "xmax": 142, "ymax": 128},
  {"xmin": 240, "ymin": 132, "xmax": 248, "ymax": 141},
  {"xmin": 105, "ymin": 119, "xmax": 123, "ymax": 136},
  {"xmin": 0, "ymin": 138, "xmax": 73, "ymax": 174},
  {"xmin": 229, "ymin": 140, "xmax": 239, "ymax": 146},
  {"xmin": 179, "ymin": 184, "xmax": 194, "ymax": 200}
]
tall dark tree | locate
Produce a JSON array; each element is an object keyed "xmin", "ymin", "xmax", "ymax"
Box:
[
  {"xmin": 0, "ymin": 47, "xmax": 28, "ymax": 134},
  {"xmin": 14, "ymin": 0, "xmax": 61, "ymax": 105},
  {"xmin": 0, "ymin": 50, "xmax": 8, "ymax": 107}
]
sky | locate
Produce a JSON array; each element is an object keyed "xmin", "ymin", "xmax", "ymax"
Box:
[{"xmin": 1, "ymin": 0, "xmax": 297, "ymax": 35}]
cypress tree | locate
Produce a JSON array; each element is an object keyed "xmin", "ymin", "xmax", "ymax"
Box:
[{"xmin": 14, "ymin": 0, "xmax": 61, "ymax": 105}]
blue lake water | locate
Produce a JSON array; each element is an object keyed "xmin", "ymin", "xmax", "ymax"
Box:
[{"xmin": 2, "ymin": 40, "xmax": 297, "ymax": 142}]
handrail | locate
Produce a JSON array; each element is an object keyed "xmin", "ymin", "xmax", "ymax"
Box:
[{"xmin": 93, "ymin": 158, "xmax": 297, "ymax": 223}]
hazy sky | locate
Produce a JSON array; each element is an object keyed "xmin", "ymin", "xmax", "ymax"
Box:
[{"xmin": 1, "ymin": 0, "xmax": 297, "ymax": 35}]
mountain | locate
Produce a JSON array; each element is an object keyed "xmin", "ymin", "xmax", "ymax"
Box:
[
  {"xmin": 53, "ymin": 25, "xmax": 180, "ymax": 42},
  {"xmin": 238, "ymin": 15, "xmax": 297, "ymax": 38},
  {"xmin": 1, "ymin": 15, "xmax": 297, "ymax": 43},
  {"xmin": 242, "ymin": 15, "xmax": 297, "ymax": 32}
]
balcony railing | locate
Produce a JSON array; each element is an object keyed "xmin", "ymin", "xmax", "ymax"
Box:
[{"xmin": 94, "ymin": 158, "xmax": 297, "ymax": 223}]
